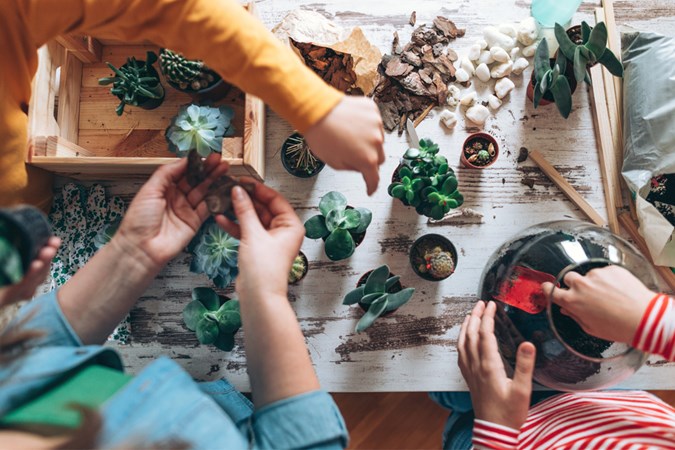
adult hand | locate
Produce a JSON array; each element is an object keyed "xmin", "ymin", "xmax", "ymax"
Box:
[
  {"xmin": 542, "ymin": 265, "xmax": 657, "ymax": 344},
  {"xmin": 304, "ymin": 96, "xmax": 385, "ymax": 196},
  {"xmin": 458, "ymin": 301, "xmax": 536, "ymax": 431},
  {"xmin": 215, "ymin": 181, "xmax": 303, "ymax": 301},
  {"xmin": 114, "ymin": 154, "xmax": 229, "ymax": 269},
  {"xmin": 0, "ymin": 237, "xmax": 60, "ymax": 306}
]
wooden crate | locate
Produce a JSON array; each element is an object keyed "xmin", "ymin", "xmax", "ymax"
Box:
[{"xmin": 26, "ymin": 4, "xmax": 265, "ymax": 180}]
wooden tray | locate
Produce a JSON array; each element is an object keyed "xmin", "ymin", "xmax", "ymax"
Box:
[{"xmin": 26, "ymin": 4, "xmax": 265, "ymax": 180}]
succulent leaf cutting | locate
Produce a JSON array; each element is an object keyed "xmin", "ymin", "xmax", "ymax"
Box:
[
  {"xmin": 166, "ymin": 104, "xmax": 236, "ymax": 157},
  {"xmin": 189, "ymin": 219, "xmax": 239, "ymax": 288},
  {"xmin": 304, "ymin": 191, "xmax": 372, "ymax": 261},
  {"xmin": 183, "ymin": 287, "xmax": 241, "ymax": 351}
]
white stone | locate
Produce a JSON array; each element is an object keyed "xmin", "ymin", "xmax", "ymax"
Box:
[
  {"xmin": 490, "ymin": 47, "xmax": 510, "ymax": 63},
  {"xmin": 522, "ymin": 43, "xmax": 538, "ymax": 57},
  {"xmin": 517, "ymin": 17, "xmax": 539, "ymax": 46},
  {"xmin": 455, "ymin": 68, "xmax": 470, "ymax": 83},
  {"xmin": 490, "ymin": 60, "xmax": 513, "ymax": 78},
  {"xmin": 483, "ymin": 26, "xmax": 517, "ymax": 52},
  {"xmin": 510, "ymin": 47, "xmax": 521, "ymax": 60},
  {"xmin": 465, "ymin": 104, "xmax": 490, "ymax": 127},
  {"xmin": 439, "ymin": 109, "xmax": 458, "ymax": 129},
  {"xmin": 468, "ymin": 44, "xmax": 481, "ymax": 61},
  {"xmin": 512, "ymin": 57, "xmax": 530, "ymax": 75},
  {"xmin": 498, "ymin": 23, "xmax": 517, "ymax": 38},
  {"xmin": 460, "ymin": 57, "xmax": 475, "ymax": 75},
  {"xmin": 477, "ymin": 50, "xmax": 494, "ymax": 66},
  {"xmin": 475, "ymin": 63, "xmax": 491, "ymax": 82},
  {"xmin": 476, "ymin": 39, "xmax": 488, "ymax": 50},
  {"xmin": 488, "ymin": 95, "xmax": 502, "ymax": 110},
  {"xmin": 495, "ymin": 77, "xmax": 516, "ymax": 99},
  {"xmin": 447, "ymin": 85, "xmax": 461, "ymax": 108},
  {"xmin": 460, "ymin": 91, "xmax": 477, "ymax": 107}
]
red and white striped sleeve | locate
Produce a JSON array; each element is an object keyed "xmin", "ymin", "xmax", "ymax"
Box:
[
  {"xmin": 472, "ymin": 419, "xmax": 518, "ymax": 450},
  {"xmin": 632, "ymin": 294, "xmax": 675, "ymax": 361}
]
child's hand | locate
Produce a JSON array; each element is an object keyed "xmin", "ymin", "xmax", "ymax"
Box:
[
  {"xmin": 458, "ymin": 301, "xmax": 535, "ymax": 431},
  {"xmin": 0, "ymin": 237, "xmax": 60, "ymax": 306}
]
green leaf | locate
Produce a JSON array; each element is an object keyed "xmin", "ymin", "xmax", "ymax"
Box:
[
  {"xmin": 384, "ymin": 275, "xmax": 401, "ymax": 291},
  {"xmin": 214, "ymin": 332, "xmax": 235, "ymax": 352},
  {"xmin": 430, "ymin": 205, "xmax": 444, "ymax": 220},
  {"xmin": 384, "ymin": 288, "xmax": 415, "ymax": 312},
  {"xmin": 597, "ymin": 50, "xmax": 623, "ymax": 77},
  {"xmin": 364, "ymin": 265, "xmax": 390, "ymax": 295},
  {"xmin": 534, "ymin": 38, "xmax": 551, "ymax": 82},
  {"xmin": 342, "ymin": 209, "xmax": 362, "ymax": 230},
  {"xmin": 573, "ymin": 46, "xmax": 587, "ymax": 83},
  {"xmin": 325, "ymin": 229, "xmax": 355, "ymax": 261},
  {"xmin": 325, "ymin": 209, "xmax": 345, "ymax": 232},
  {"xmin": 404, "ymin": 148, "xmax": 420, "ymax": 159},
  {"xmin": 355, "ymin": 297, "xmax": 388, "ymax": 333},
  {"xmin": 446, "ymin": 199, "xmax": 459, "ymax": 209},
  {"xmin": 218, "ymin": 311, "xmax": 241, "ymax": 334},
  {"xmin": 586, "ymin": 21, "xmax": 607, "ymax": 58},
  {"xmin": 533, "ymin": 81, "xmax": 544, "ymax": 108},
  {"xmin": 192, "ymin": 287, "xmax": 220, "ymax": 311},
  {"xmin": 361, "ymin": 293, "xmax": 385, "ymax": 305},
  {"xmin": 411, "ymin": 178, "xmax": 424, "ymax": 192},
  {"xmin": 441, "ymin": 177, "xmax": 458, "ymax": 195},
  {"xmin": 304, "ymin": 215, "xmax": 330, "ymax": 239},
  {"xmin": 555, "ymin": 23, "xmax": 577, "ymax": 60},
  {"xmin": 427, "ymin": 192, "xmax": 442, "ymax": 203},
  {"xmin": 391, "ymin": 184, "xmax": 406, "ymax": 199},
  {"xmin": 405, "ymin": 190, "xmax": 415, "ymax": 204},
  {"xmin": 343, "ymin": 286, "xmax": 365, "ymax": 305},
  {"xmin": 581, "ymin": 21, "xmax": 592, "ymax": 43},
  {"xmin": 183, "ymin": 301, "xmax": 207, "ymax": 331},
  {"xmin": 319, "ymin": 191, "xmax": 347, "ymax": 216},
  {"xmin": 399, "ymin": 166, "xmax": 413, "ymax": 178},
  {"xmin": 352, "ymin": 207, "xmax": 372, "ymax": 234},
  {"xmin": 551, "ymin": 75, "xmax": 573, "ymax": 118},
  {"xmin": 196, "ymin": 317, "xmax": 219, "ymax": 345}
]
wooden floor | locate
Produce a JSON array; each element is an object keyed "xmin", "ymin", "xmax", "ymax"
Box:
[{"xmin": 335, "ymin": 391, "xmax": 675, "ymax": 449}]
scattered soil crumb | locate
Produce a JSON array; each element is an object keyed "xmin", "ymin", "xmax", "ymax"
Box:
[
  {"xmin": 502, "ymin": 178, "xmax": 506, "ymax": 184},
  {"xmin": 521, "ymin": 178, "xmax": 535, "ymax": 189},
  {"xmin": 517, "ymin": 147, "xmax": 529, "ymax": 163}
]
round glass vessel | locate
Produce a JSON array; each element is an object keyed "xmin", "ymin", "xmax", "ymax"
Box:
[{"xmin": 479, "ymin": 220, "xmax": 658, "ymax": 391}]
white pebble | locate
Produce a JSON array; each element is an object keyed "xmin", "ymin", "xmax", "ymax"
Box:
[
  {"xmin": 488, "ymin": 95, "xmax": 502, "ymax": 110},
  {"xmin": 455, "ymin": 68, "xmax": 470, "ymax": 83},
  {"xmin": 495, "ymin": 77, "xmax": 515, "ymax": 99},
  {"xmin": 510, "ymin": 47, "xmax": 521, "ymax": 60},
  {"xmin": 490, "ymin": 60, "xmax": 513, "ymax": 78},
  {"xmin": 439, "ymin": 109, "xmax": 458, "ymax": 129},
  {"xmin": 477, "ymin": 50, "xmax": 494, "ymax": 66},
  {"xmin": 476, "ymin": 39, "xmax": 488, "ymax": 50},
  {"xmin": 468, "ymin": 44, "xmax": 481, "ymax": 61},
  {"xmin": 522, "ymin": 43, "xmax": 538, "ymax": 58},
  {"xmin": 460, "ymin": 57, "xmax": 475, "ymax": 75},
  {"xmin": 465, "ymin": 104, "xmax": 490, "ymax": 127},
  {"xmin": 490, "ymin": 47, "xmax": 510, "ymax": 63},
  {"xmin": 484, "ymin": 26, "xmax": 517, "ymax": 52},
  {"xmin": 498, "ymin": 23, "xmax": 517, "ymax": 38},
  {"xmin": 517, "ymin": 17, "xmax": 539, "ymax": 47},
  {"xmin": 448, "ymin": 84, "xmax": 461, "ymax": 100},
  {"xmin": 512, "ymin": 57, "xmax": 530, "ymax": 75},
  {"xmin": 460, "ymin": 91, "xmax": 477, "ymax": 107},
  {"xmin": 475, "ymin": 63, "xmax": 491, "ymax": 82}
]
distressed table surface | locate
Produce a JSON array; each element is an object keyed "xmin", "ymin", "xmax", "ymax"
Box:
[{"xmin": 65, "ymin": 0, "xmax": 675, "ymax": 391}]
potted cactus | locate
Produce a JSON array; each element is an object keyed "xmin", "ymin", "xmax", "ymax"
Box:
[
  {"xmin": 280, "ymin": 132, "xmax": 325, "ymax": 178},
  {"xmin": 343, "ymin": 265, "xmax": 415, "ymax": 333},
  {"xmin": 0, "ymin": 206, "xmax": 52, "ymax": 288},
  {"xmin": 183, "ymin": 287, "xmax": 241, "ymax": 351},
  {"xmin": 409, "ymin": 234, "xmax": 458, "ymax": 281},
  {"xmin": 166, "ymin": 104, "xmax": 236, "ymax": 157},
  {"xmin": 388, "ymin": 139, "xmax": 464, "ymax": 220},
  {"xmin": 98, "ymin": 51, "xmax": 165, "ymax": 116},
  {"xmin": 159, "ymin": 49, "xmax": 231, "ymax": 101},
  {"xmin": 527, "ymin": 38, "xmax": 577, "ymax": 118},
  {"xmin": 188, "ymin": 218, "xmax": 239, "ymax": 288},
  {"xmin": 461, "ymin": 133, "xmax": 499, "ymax": 169},
  {"xmin": 304, "ymin": 191, "xmax": 372, "ymax": 261},
  {"xmin": 289, "ymin": 251, "xmax": 309, "ymax": 284}
]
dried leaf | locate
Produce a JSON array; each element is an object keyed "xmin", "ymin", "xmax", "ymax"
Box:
[{"xmin": 409, "ymin": 11, "xmax": 417, "ymax": 26}]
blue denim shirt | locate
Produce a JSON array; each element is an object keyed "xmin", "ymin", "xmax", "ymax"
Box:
[{"xmin": 0, "ymin": 291, "xmax": 348, "ymax": 449}]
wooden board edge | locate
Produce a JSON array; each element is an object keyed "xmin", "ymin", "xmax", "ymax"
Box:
[
  {"xmin": 55, "ymin": 35, "xmax": 102, "ymax": 63},
  {"xmin": 243, "ymin": 94, "xmax": 266, "ymax": 180}
]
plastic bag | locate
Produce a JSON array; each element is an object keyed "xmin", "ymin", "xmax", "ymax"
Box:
[{"xmin": 622, "ymin": 31, "xmax": 675, "ymax": 266}]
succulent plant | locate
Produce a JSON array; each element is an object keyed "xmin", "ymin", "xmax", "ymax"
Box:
[
  {"xmin": 419, "ymin": 246, "xmax": 455, "ymax": 279},
  {"xmin": 289, "ymin": 254, "xmax": 307, "ymax": 284},
  {"xmin": 183, "ymin": 287, "xmax": 241, "ymax": 351},
  {"xmin": 304, "ymin": 192, "xmax": 372, "ymax": 261},
  {"xmin": 532, "ymin": 38, "xmax": 573, "ymax": 118},
  {"xmin": 388, "ymin": 139, "xmax": 464, "ymax": 220},
  {"xmin": 159, "ymin": 49, "xmax": 220, "ymax": 91},
  {"xmin": 0, "ymin": 236, "xmax": 23, "ymax": 288},
  {"xmin": 98, "ymin": 51, "xmax": 164, "ymax": 116},
  {"xmin": 343, "ymin": 265, "xmax": 415, "ymax": 333},
  {"xmin": 189, "ymin": 219, "xmax": 239, "ymax": 288},
  {"xmin": 166, "ymin": 104, "xmax": 235, "ymax": 157},
  {"xmin": 555, "ymin": 21, "xmax": 623, "ymax": 84}
]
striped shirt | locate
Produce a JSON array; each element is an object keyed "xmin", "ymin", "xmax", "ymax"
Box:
[{"xmin": 474, "ymin": 294, "xmax": 675, "ymax": 450}]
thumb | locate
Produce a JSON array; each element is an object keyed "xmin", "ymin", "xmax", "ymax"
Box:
[
  {"xmin": 232, "ymin": 186, "xmax": 264, "ymax": 238},
  {"xmin": 362, "ymin": 165, "xmax": 380, "ymax": 196},
  {"xmin": 512, "ymin": 342, "xmax": 536, "ymax": 392}
]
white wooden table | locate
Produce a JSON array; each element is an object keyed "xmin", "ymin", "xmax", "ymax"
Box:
[{"xmin": 78, "ymin": 0, "xmax": 675, "ymax": 391}]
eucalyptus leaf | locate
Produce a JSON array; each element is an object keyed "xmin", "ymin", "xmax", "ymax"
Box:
[
  {"xmin": 364, "ymin": 265, "xmax": 390, "ymax": 295},
  {"xmin": 356, "ymin": 297, "xmax": 388, "ymax": 333},
  {"xmin": 325, "ymin": 228, "xmax": 355, "ymax": 261},
  {"xmin": 384, "ymin": 288, "xmax": 416, "ymax": 312},
  {"xmin": 352, "ymin": 207, "xmax": 372, "ymax": 234},
  {"xmin": 304, "ymin": 215, "xmax": 330, "ymax": 239},
  {"xmin": 319, "ymin": 191, "xmax": 347, "ymax": 216},
  {"xmin": 343, "ymin": 286, "xmax": 365, "ymax": 305},
  {"xmin": 183, "ymin": 300, "xmax": 208, "ymax": 331},
  {"xmin": 196, "ymin": 317, "xmax": 219, "ymax": 345}
]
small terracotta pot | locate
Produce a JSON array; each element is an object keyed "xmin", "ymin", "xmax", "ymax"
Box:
[
  {"xmin": 461, "ymin": 132, "xmax": 499, "ymax": 169},
  {"xmin": 356, "ymin": 269, "xmax": 404, "ymax": 315}
]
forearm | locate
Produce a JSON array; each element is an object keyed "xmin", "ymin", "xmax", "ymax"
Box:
[
  {"xmin": 58, "ymin": 235, "xmax": 161, "ymax": 345},
  {"xmin": 240, "ymin": 293, "xmax": 320, "ymax": 408},
  {"xmin": 632, "ymin": 294, "xmax": 675, "ymax": 361}
]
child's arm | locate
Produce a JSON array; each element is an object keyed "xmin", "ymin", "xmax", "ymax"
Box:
[{"xmin": 632, "ymin": 294, "xmax": 675, "ymax": 361}]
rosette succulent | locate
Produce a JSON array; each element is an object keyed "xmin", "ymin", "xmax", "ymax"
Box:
[
  {"xmin": 189, "ymin": 219, "xmax": 239, "ymax": 288},
  {"xmin": 183, "ymin": 287, "xmax": 241, "ymax": 351},
  {"xmin": 166, "ymin": 104, "xmax": 235, "ymax": 157}
]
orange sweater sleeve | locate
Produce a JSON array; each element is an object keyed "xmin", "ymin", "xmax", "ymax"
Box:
[{"xmin": 1, "ymin": 0, "xmax": 343, "ymax": 208}]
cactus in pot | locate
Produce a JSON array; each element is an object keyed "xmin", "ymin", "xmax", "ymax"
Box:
[
  {"xmin": 159, "ymin": 48, "xmax": 222, "ymax": 92},
  {"xmin": 419, "ymin": 246, "xmax": 455, "ymax": 279}
]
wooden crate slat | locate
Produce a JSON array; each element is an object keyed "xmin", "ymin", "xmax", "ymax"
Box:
[
  {"xmin": 54, "ymin": 35, "xmax": 102, "ymax": 63},
  {"xmin": 57, "ymin": 52, "xmax": 83, "ymax": 144}
]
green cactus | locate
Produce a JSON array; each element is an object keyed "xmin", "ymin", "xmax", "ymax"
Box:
[
  {"xmin": 159, "ymin": 49, "xmax": 218, "ymax": 91},
  {"xmin": 419, "ymin": 246, "xmax": 455, "ymax": 279},
  {"xmin": 289, "ymin": 254, "xmax": 307, "ymax": 284}
]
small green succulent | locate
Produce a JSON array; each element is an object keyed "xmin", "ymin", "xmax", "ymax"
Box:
[
  {"xmin": 532, "ymin": 38, "xmax": 573, "ymax": 118},
  {"xmin": 343, "ymin": 265, "xmax": 415, "ymax": 333},
  {"xmin": 304, "ymin": 192, "xmax": 372, "ymax": 261},
  {"xmin": 555, "ymin": 21, "xmax": 623, "ymax": 84},
  {"xmin": 289, "ymin": 254, "xmax": 307, "ymax": 284},
  {"xmin": 98, "ymin": 51, "xmax": 164, "ymax": 116},
  {"xmin": 0, "ymin": 236, "xmax": 23, "ymax": 288},
  {"xmin": 166, "ymin": 104, "xmax": 235, "ymax": 157},
  {"xmin": 183, "ymin": 287, "xmax": 241, "ymax": 351},
  {"xmin": 189, "ymin": 219, "xmax": 239, "ymax": 288}
]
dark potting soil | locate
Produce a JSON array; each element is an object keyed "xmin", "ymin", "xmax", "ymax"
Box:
[
  {"xmin": 463, "ymin": 137, "xmax": 495, "ymax": 167},
  {"xmin": 356, "ymin": 270, "xmax": 403, "ymax": 314}
]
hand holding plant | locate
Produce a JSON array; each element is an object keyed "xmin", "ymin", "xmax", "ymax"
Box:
[{"xmin": 0, "ymin": 237, "xmax": 60, "ymax": 306}]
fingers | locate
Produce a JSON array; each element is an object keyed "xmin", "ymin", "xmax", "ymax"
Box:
[
  {"xmin": 185, "ymin": 161, "xmax": 230, "ymax": 208},
  {"xmin": 362, "ymin": 164, "xmax": 381, "ymax": 196},
  {"xmin": 155, "ymin": 157, "xmax": 188, "ymax": 186},
  {"xmin": 457, "ymin": 314, "xmax": 470, "ymax": 371},
  {"xmin": 239, "ymin": 178, "xmax": 296, "ymax": 218},
  {"xmin": 464, "ymin": 301, "xmax": 486, "ymax": 365},
  {"xmin": 478, "ymin": 302, "xmax": 499, "ymax": 359},
  {"xmin": 544, "ymin": 281, "xmax": 574, "ymax": 308},
  {"xmin": 512, "ymin": 342, "xmax": 536, "ymax": 393},
  {"xmin": 231, "ymin": 186, "xmax": 264, "ymax": 239},
  {"xmin": 563, "ymin": 270, "xmax": 584, "ymax": 288}
]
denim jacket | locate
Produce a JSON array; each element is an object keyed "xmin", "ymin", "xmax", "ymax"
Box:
[{"xmin": 0, "ymin": 291, "xmax": 348, "ymax": 449}]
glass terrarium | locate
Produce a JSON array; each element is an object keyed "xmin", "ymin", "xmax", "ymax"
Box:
[{"xmin": 479, "ymin": 220, "xmax": 659, "ymax": 391}]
